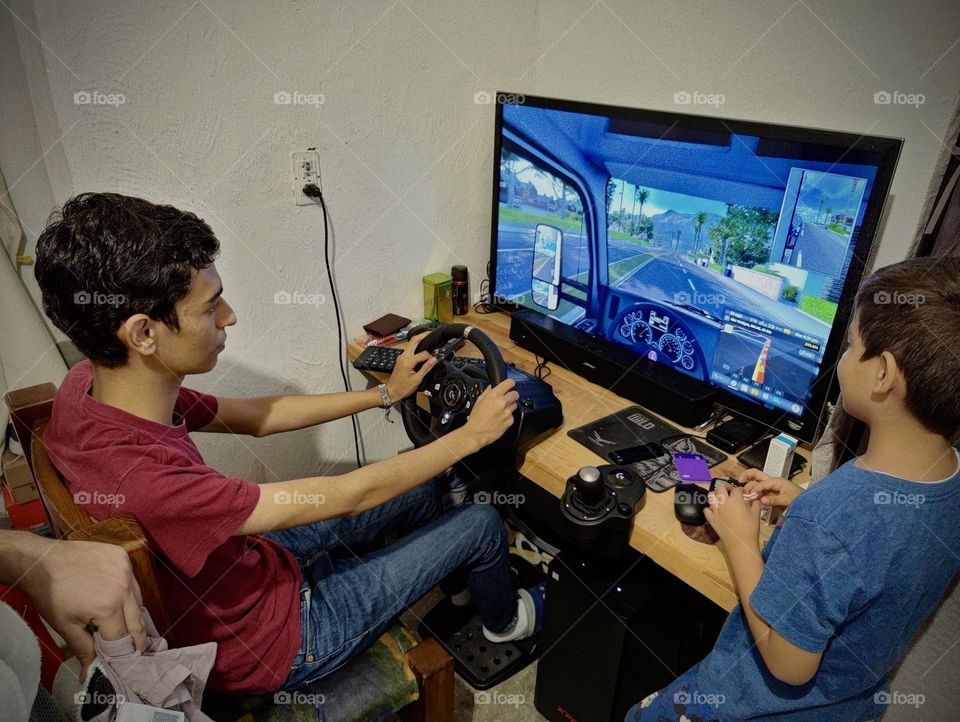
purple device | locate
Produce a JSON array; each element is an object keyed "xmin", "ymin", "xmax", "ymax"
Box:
[{"xmin": 672, "ymin": 452, "xmax": 713, "ymax": 482}]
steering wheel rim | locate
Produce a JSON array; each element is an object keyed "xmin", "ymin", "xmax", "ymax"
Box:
[{"xmin": 400, "ymin": 323, "xmax": 508, "ymax": 448}]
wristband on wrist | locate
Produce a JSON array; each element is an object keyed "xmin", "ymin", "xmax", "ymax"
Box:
[{"xmin": 377, "ymin": 383, "xmax": 393, "ymax": 409}]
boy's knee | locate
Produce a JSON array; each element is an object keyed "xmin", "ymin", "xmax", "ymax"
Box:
[
  {"xmin": 419, "ymin": 478, "xmax": 442, "ymax": 515},
  {"xmin": 401, "ymin": 478, "xmax": 440, "ymax": 514},
  {"xmin": 462, "ymin": 502, "xmax": 507, "ymax": 550}
]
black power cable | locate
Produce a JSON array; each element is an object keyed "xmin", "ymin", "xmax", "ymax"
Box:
[
  {"xmin": 472, "ymin": 260, "xmax": 501, "ymax": 314},
  {"xmin": 304, "ymin": 183, "xmax": 363, "ymax": 468}
]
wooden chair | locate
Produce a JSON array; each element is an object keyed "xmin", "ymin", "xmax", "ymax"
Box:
[{"xmin": 5, "ymin": 383, "xmax": 454, "ymax": 722}]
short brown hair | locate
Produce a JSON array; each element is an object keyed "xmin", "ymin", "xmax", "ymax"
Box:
[{"xmin": 856, "ymin": 256, "xmax": 960, "ymax": 440}]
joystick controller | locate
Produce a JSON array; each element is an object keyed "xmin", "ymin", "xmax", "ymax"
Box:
[{"xmin": 560, "ymin": 464, "xmax": 647, "ymax": 557}]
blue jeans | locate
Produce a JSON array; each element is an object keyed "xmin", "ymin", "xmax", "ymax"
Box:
[{"xmin": 266, "ymin": 479, "xmax": 516, "ymax": 689}]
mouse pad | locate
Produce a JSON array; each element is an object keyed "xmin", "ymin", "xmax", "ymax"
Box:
[{"xmin": 568, "ymin": 406, "xmax": 726, "ymax": 492}]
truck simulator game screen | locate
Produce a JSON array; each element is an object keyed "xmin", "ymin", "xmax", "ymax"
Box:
[{"xmin": 491, "ymin": 95, "xmax": 899, "ymax": 426}]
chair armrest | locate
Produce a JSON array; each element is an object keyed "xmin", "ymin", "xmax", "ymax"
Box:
[{"xmin": 68, "ymin": 513, "xmax": 172, "ymax": 637}]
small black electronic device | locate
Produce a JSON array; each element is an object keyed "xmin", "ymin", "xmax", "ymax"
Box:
[
  {"xmin": 559, "ymin": 465, "xmax": 647, "ymax": 557},
  {"xmin": 353, "ymin": 337, "xmax": 466, "ymax": 375},
  {"xmin": 674, "ymin": 481, "xmax": 713, "ymax": 526},
  {"xmin": 706, "ymin": 415, "xmax": 768, "ymax": 453},
  {"xmin": 352, "ymin": 345, "xmax": 403, "ymax": 373},
  {"xmin": 609, "ymin": 442, "xmax": 664, "ymax": 465},
  {"xmin": 738, "ymin": 436, "xmax": 806, "ymax": 478}
]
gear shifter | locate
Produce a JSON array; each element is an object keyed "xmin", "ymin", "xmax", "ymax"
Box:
[
  {"xmin": 573, "ymin": 466, "xmax": 604, "ymax": 508},
  {"xmin": 560, "ymin": 464, "xmax": 647, "ymax": 557}
]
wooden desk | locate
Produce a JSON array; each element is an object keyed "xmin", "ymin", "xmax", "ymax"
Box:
[{"xmin": 348, "ymin": 310, "xmax": 812, "ymax": 612}]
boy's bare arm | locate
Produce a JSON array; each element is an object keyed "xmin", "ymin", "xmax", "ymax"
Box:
[
  {"xmin": 202, "ymin": 333, "xmax": 439, "ymax": 437},
  {"xmin": 706, "ymin": 483, "xmax": 822, "ymax": 686},
  {"xmin": 725, "ymin": 543, "xmax": 823, "ymax": 686},
  {"xmin": 201, "ymin": 390, "xmax": 384, "ymax": 437},
  {"xmin": 234, "ymin": 380, "xmax": 518, "ymax": 535}
]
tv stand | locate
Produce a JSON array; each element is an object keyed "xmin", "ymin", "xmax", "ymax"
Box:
[{"xmin": 508, "ymin": 309, "xmax": 714, "ymax": 427}]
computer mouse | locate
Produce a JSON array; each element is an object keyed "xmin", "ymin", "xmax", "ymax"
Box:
[{"xmin": 674, "ymin": 483, "xmax": 711, "ymax": 526}]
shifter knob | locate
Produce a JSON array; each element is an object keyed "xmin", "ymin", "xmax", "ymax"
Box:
[{"xmin": 574, "ymin": 466, "xmax": 604, "ymax": 507}]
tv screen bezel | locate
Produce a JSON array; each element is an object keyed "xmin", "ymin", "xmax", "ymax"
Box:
[{"xmin": 487, "ymin": 92, "xmax": 903, "ymax": 443}]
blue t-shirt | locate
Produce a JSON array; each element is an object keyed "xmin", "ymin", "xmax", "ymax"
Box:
[{"xmin": 688, "ymin": 451, "xmax": 959, "ymax": 721}]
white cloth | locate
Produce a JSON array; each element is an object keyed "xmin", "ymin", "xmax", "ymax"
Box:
[
  {"xmin": 0, "ymin": 601, "xmax": 42, "ymax": 722},
  {"xmin": 53, "ymin": 608, "xmax": 216, "ymax": 722}
]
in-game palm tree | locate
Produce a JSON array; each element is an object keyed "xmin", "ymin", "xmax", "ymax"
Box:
[
  {"xmin": 635, "ymin": 188, "xmax": 650, "ymax": 225},
  {"xmin": 693, "ymin": 211, "xmax": 709, "ymax": 257}
]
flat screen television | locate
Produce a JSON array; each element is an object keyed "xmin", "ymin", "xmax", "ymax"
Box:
[{"xmin": 489, "ymin": 92, "xmax": 902, "ymax": 442}]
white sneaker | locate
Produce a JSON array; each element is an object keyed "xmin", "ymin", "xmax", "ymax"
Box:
[{"xmin": 482, "ymin": 586, "xmax": 543, "ymax": 643}]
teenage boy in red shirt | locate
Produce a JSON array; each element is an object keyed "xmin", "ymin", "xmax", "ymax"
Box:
[{"xmin": 35, "ymin": 193, "xmax": 544, "ymax": 693}]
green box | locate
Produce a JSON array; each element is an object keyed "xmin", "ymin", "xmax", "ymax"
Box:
[{"xmin": 423, "ymin": 272, "xmax": 453, "ymax": 322}]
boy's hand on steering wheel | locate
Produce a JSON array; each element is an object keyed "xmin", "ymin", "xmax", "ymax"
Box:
[
  {"xmin": 386, "ymin": 333, "xmax": 438, "ymax": 401},
  {"xmin": 464, "ymin": 379, "xmax": 519, "ymax": 448}
]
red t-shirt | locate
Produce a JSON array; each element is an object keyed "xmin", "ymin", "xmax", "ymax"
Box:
[{"xmin": 44, "ymin": 361, "xmax": 301, "ymax": 693}]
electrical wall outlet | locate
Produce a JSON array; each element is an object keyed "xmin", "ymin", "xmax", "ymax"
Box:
[{"xmin": 291, "ymin": 148, "xmax": 321, "ymax": 205}]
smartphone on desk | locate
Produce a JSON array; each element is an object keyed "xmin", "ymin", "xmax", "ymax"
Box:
[{"xmin": 610, "ymin": 442, "xmax": 664, "ymax": 465}]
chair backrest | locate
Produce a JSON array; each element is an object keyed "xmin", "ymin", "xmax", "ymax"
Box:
[{"xmin": 5, "ymin": 384, "xmax": 95, "ymax": 538}]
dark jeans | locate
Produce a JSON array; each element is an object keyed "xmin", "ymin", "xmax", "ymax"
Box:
[{"xmin": 266, "ymin": 479, "xmax": 515, "ymax": 689}]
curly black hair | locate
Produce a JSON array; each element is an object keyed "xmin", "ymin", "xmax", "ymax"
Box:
[{"xmin": 35, "ymin": 192, "xmax": 220, "ymax": 367}]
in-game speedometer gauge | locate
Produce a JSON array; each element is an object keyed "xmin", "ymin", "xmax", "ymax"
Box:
[{"xmin": 659, "ymin": 334, "xmax": 683, "ymax": 363}]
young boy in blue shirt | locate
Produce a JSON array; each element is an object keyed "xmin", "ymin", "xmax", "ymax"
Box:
[{"xmin": 627, "ymin": 257, "xmax": 960, "ymax": 721}]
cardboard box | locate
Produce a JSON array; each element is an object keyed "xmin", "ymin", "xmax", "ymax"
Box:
[
  {"xmin": 2, "ymin": 452, "xmax": 34, "ymax": 490},
  {"xmin": 9, "ymin": 481, "xmax": 39, "ymax": 505}
]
